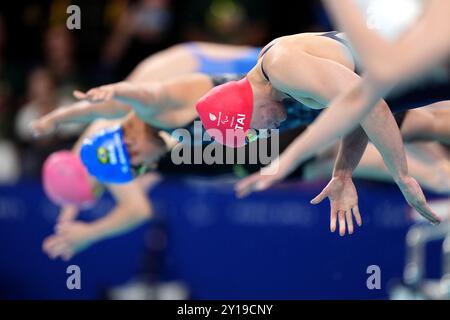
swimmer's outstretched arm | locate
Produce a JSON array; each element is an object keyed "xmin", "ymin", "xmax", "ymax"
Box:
[
  {"xmin": 43, "ymin": 180, "xmax": 153, "ymax": 261},
  {"xmin": 74, "ymin": 74, "xmax": 213, "ymax": 125},
  {"xmin": 236, "ymin": 52, "xmax": 440, "ymax": 224},
  {"xmin": 31, "ymin": 100, "xmax": 131, "ymax": 136},
  {"xmin": 323, "ymin": 0, "xmax": 450, "ymax": 85}
]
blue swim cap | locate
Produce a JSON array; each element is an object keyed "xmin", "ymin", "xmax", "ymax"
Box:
[{"xmin": 80, "ymin": 125, "xmax": 133, "ymax": 184}]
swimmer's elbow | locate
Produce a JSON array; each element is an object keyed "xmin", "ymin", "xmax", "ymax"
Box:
[{"xmin": 340, "ymin": 81, "xmax": 375, "ymax": 113}]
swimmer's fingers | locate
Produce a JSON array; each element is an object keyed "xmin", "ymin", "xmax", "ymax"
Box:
[
  {"xmin": 400, "ymin": 176, "xmax": 441, "ymax": 225},
  {"xmin": 310, "ymin": 186, "xmax": 331, "ymax": 205},
  {"xmin": 338, "ymin": 211, "xmax": 346, "ymax": 237},
  {"xmin": 352, "ymin": 205, "xmax": 363, "ymax": 227},
  {"xmin": 74, "ymin": 87, "xmax": 114, "ymax": 103},
  {"xmin": 345, "ymin": 210, "xmax": 354, "ymax": 235},
  {"xmin": 235, "ymin": 173, "xmax": 261, "ymax": 198},
  {"xmin": 235, "ymin": 173, "xmax": 275, "ymax": 198},
  {"xmin": 330, "ymin": 205, "xmax": 338, "ymax": 233},
  {"xmin": 73, "ymin": 90, "xmax": 87, "ymax": 100},
  {"xmin": 61, "ymin": 248, "xmax": 75, "ymax": 262},
  {"xmin": 415, "ymin": 202, "xmax": 441, "ymax": 225},
  {"xmin": 42, "ymin": 235, "xmax": 59, "ymax": 255},
  {"xmin": 30, "ymin": 119, "xmax": 53, "ymax": 137},
  {"xmin": 85, "ymin": 88, "xmax": 105, "ymax": 102},
  {"xmin": 42, "ymin": 235, "xmax": 69, "ymax": 259}
]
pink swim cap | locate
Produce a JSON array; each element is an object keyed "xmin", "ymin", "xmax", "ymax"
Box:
[
  {"xmin": 42, "ymin": 151, "xmax": 97, "ymax": 208},
  {"xmin": 196, "ymin": 78, "xmax": 253, "ymax": 148}
]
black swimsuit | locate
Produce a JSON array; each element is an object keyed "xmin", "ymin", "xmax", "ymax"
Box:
[
  {"xmin": 264, "ymin": 32, "xmax": 450, "ymax": 116},
  {"xmin": 259, "ymin": 32, "xmax": 416, "ymax": 128}
]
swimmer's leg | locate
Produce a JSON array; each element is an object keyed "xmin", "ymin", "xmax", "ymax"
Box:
[
  {"xmin": 127, "ymin": 44, "xmax": 199, "ymax": 83},
  {"xmin": 354, "ymin": 143, "xmax": 450, "ymax": 194},
  {"xmin": 401, "ymin": 101, "xmax": 450, "ymax": 145},
  {"xmin": 304, "ymin": 143, "xmax": 450, "ymax": 194}
]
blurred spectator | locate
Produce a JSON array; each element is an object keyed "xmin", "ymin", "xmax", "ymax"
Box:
[
  {"xmin": 0, "ymin": 140, "xmax": 19, "ymax": 183},
  {"xmin": 100, "ymin": 0, "xmax": 176, "ymax": 82},
  {"xmin": 44, "ymin": 25, "xmax": 83, "ymax": 100},
  {"xmin": 179, "ymin": 0, "xmax": 270, "ymax": 45},
  {"xmin": 0, "ymin": 14, "xmax": 23, "ymax": 140},
  {"xmin": 0, "ymin": 13, "xmax": 21, "ymax": 183}
]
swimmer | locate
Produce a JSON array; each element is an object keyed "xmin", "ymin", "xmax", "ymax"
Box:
[
  {"xmin": 31, "ymin": 73, "xmax": 241, "ymax": 138},
  {"xmin": 255, "ymin": 0, "xmax": 450, "ymax": 215},
  {"xmin": 40, "ymin": 111, "xmax": 450, "ymax": 248},
  {"xmin": 42, "ymin": 113, "xmax": 172, "ymax": 261},
  {"xmin": 38, "ymin": 74, "xmax": 252, "ymax": 260},
  {"xmin": 36, "ymin": 75, "xmax": 450, "ymax": 236},
  {"xmin": 31, "ymin": 41, "xmax": 260, "ymax": 135},
  {"xmin": 192, "ymin": 32, "xmax": 442, "ymax": 224},
  {"xmin": 128, "ymin": 42, "xmax": 260, "ymax": 82}
]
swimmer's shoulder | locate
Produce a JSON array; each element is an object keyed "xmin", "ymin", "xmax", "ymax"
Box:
[
  {"xmin": 259, "ymin": 33, "xmax": 324, "ymax": 60},
  {"xmin": 270, "ymin": 32, "xmax": 345, "ymax": 49}
]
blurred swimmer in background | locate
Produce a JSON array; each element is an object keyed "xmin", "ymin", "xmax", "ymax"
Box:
[
  {"xmin": 41, "ymin": 113, "xmax": 173, "ymax": 261},
  {"xmin": 37, "ymin": 41, "xmax": 260, "ymax": 260}
]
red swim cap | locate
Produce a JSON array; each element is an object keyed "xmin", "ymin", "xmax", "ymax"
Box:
[{"xmin": 196, "ymin": 78, "xmax": 253, "ymax": 148}]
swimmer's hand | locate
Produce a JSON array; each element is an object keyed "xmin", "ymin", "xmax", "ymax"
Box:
[
  {"xmin": 235, "ymin": 156, "xmax": 296, "ymax": 198},
  {"xmin": 74, "ymin": 82, "xmax": 159, "ymax": 123},
  {"xmin": 74, "ymin": 84, "xmax": 117, "ymax": 103},
  {"xmin": 74, "ymin": 81, "xmax": 145, "ymax": 103},
  {"xmin": 397, "ymin": 176, "xmax": 441, "ymax": 225},
  {"xmin": 310, "ymin": 176, "xmax": 362, "ymax": 236},
  {"xmin": 42, "ymin": 222, "xmax": 95, "ymax": 261},
  {"xmin": 30, "ymin": 116, "xmax": 56, "ymax": 137}
]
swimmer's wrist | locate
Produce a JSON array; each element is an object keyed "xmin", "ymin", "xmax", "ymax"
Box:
[
  {"xmin": 393, "ymin": 174, "xmax": 409, "ymax": 186},
  {"xmin": 82, "ymin": 223, "xmax": 103, "ymax": 243},
  {"xmin": 332, "ymin": 169, "xmax": 353, "ymax": 180}
]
